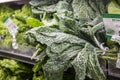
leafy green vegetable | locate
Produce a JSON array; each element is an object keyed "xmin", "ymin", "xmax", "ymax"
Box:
[
  {"xmin": 0, "ymin": 1, "xmax": 113, "ymax": 80},
  {"xmin": 0, "ymin": 4, "xmax": 14, "ymax": 47},
  {"xmin": 0, "ymin": 3, "xmax": 37, "ymax": 48},
  {"xmin": 0, "ymin": 59, "xmax": 33, "ymax": 80},
  {"xmin": 26, "ymin": 17, "xmax": 44, "ymax": 27},
  {"xmin": 41, "ymin": 13, "xmax": 59, "ymax": 28},
  {"xmin": 33, "ymin": 56, "xmax": 48, "ymax": 73},
  {"xmin": 33, "ymin": 71, "xmax": 45, "ymax": 80},
  {"xmin": 14, "ymin": 4, "xmax": 32, "ymax": 17},
  {"xmin": 25, "ymin": 26, "xmax": 106, "ymax": 80},
  {"xmin": 86, "ymin": 45, "xmax": 106, "ymax": 80},
  {"xmin": 72, "ymin": 0, "xmax": 106, "ymax": 23},
  {"xmin": 27, "ymin": 1, "xmax": 110, "ymax": 80},
  {"xmin": 71, "ymin": 44, "xmax": 88, "ymax": 80},
  {"xmin": 108, "ymin": 0, "xmax": 120, "ymax": 14}
]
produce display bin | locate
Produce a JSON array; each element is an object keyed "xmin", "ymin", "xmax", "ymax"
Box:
[
  {"xmin": 0, "ymin": 47, "xmax": 38, "ymax": 65},
  {"xmin": 0, "ymin": 0, "xmax": 120, "ymax": 80}
]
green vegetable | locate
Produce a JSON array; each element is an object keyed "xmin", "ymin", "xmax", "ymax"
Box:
[
  {"xmin": 33, "ymin": 56, "xmax": 48, "ymax": 73},
  {"xmin": 14, "ymin": 15, "xmax": 44, "ymax": 27},
  {"xmin": 27, "ymin": 1, "xmax": 109, "ymax": 79},
  {"xmin": 14, "ymin": 4, "xmax": 32, "ymax": 17},
  {"xmin": 0, "ymin": 1, "xmax": 114, "ymax": 80},
  {"xmin": 26, "ymin": 26, "xmax": 106, "ymax": 80},
  {"xmin": 108, "ymin": 0, "xmax": 120, "ymax": 14},
  {"xmin": 33, "ymin": 71, "xmax": 45, "ymax": 80},
  {"xmin": 26, "ymin": 17, "xmax": 44, "ymax": 27},
  {"xmin": 0, "ymin": 59, "xmax": 32, "ymax": 80},
  {"xmin": 92, "ymin": 22, "xmax": 107, "ymax": 44},
  {"xmin": 72, "ymin": 0, "xmax": 106, "ymax": 23},
  {"xmin": 86, "ymin": 45, "xmax": 106, "ymax": 80},
  {"xmin": 0, "ymin": 4, "xmax": 34, "ymax": 48},
  {"xmin": 0, "ymin": 4, "xmax": 13, "ymax": 39},
  {"xmin": 88, "ymin": 16, "xmax": 103, "ymax": 26}
]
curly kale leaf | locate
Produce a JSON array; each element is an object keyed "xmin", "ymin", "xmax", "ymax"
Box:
[
  {"xmin": 26, "ymin": 27, "xmax": 106, "ymax": 80},
  {"xmin": 58, "ymin": 16, "xmax": 98, "ymax": 47},
  {"xmin": 25, "ymin": 27, "xmax": 85, "ymax": 80},
  {"xmin": 72, "ymin": 0, "xmax": 106, "ymax": 23},
  {"xmin": 43, "ymin": 45, "xmax": 82, "ymax": 80},
  {"xmin": 72, "ymin": 43, "xmax": 106, "ymax": 80},
  {"xmin": 87, "ymin": 47, "xmax": 106, "ymax": 80},
  {"xmin": 71, "ymin": 44, "xmax": 88, "ymax": 80}
]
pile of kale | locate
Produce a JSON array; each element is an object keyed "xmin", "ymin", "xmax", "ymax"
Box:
[
  {"xmin": 0, "ymin": 0, "xmax": 117, "ymax": 80},
  {"xmin": 25, "ymin": 0, "xmax": 118, "ymax": 80}
]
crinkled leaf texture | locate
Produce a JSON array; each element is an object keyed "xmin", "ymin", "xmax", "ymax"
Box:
[
  {"xmin": 85, "ymin": 44, "xmax": 106, "ymax": 80},
  {"xmin": 26, "ymin": 27, "xmax": 106, "ymax": 80}
]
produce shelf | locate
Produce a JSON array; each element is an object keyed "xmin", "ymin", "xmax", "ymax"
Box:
[{"xmin": 0, "ymin": 48, "xmax": 38, "ymax": 65}]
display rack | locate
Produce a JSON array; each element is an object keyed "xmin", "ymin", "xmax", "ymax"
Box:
[
  {"xmin": 0, "ymin": 0, "xmax": 37, "ymax": 65},
  {"xmin": 0, "ymin": 48, "xmax": 38, "ymax": 65},
  {"xmin": 0, "ymin": 46, "xmax": 39, "ymax": 65}
]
